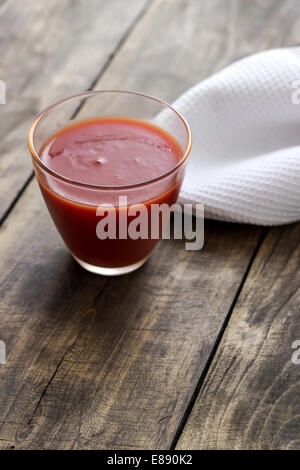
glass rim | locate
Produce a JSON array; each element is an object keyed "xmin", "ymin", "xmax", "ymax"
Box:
[{"xmin": 28, "ymin": 89, "xmax": 192, "ymax": 191}]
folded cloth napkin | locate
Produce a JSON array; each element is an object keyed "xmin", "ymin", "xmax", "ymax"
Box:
[{"xmin": 172, "ymin": 48, "xmax": 300, "ymax": 225}]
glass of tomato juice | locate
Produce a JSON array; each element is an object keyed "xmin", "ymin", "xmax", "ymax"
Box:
[{"xmin": 28, "ymin": 90, "xmax": 191, "ymax": 276}]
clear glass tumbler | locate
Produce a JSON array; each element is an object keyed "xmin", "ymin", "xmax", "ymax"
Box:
[{"xmin": 28, "ymin": 90, "xmax": 191, "ymax": 276}]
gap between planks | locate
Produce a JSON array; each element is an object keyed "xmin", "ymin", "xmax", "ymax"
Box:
[
  {"xmin": 170, "ymin": 227, "xmax": 269, "ymax": 449},
  {"xmin": 0, "ymin": 0, "xmax": 154, "ymax": 229}
]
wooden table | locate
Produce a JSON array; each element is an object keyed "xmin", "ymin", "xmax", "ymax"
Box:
[{"xmin": 0, "ymin": 0, "xmax": 299, "ymax": 450}]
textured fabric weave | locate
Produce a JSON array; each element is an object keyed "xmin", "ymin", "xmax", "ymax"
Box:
[{"xmin": 173, "ymin": 48, "xmax": 300, "ymax": 225}]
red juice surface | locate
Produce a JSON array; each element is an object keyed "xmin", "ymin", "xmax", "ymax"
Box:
[{"xmin": 39, "ymin": 117, "xmax": 184, "ymax": 268}]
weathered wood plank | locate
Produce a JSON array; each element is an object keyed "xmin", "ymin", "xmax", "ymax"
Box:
[
  {"xmin": 1, "ymin": 0, "xmax": 300, "ymax": 450},
  {"xmin": 177, "ymin": 223, "xmax": 300, "ymax": 450},
  {"xmin": 0, "ymin": 0, "xmax": 150, "ymax": 221},
  {"xmin": 94, "ymin": 0, "xmax": 300, "ymax": 98},
  {"xmin": 0, "ymin": 181, "xmax": 261, "ymax": 449}
]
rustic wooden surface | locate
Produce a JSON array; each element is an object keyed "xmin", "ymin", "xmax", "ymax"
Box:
[
  {"xmin": 177, "ymin": 223, "xmax": 300, "ymax": 450},
  {"xmin": 0, "ymin": 0, "xmax": 299, "ymax": 450},
  {"xmin": 0, "ymin": 0, "xmax": 149, "ymax": 221}
]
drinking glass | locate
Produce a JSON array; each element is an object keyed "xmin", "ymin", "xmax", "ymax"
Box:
[{"xmin": 28, "ymin": 90, "xmax": 191, "ymax": 275}]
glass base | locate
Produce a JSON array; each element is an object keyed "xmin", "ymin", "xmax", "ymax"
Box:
[{"xmin": 72, "ymin": 254, "xmax": 149, "ymax": 276}]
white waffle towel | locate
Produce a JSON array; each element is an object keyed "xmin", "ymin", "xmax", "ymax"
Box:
[{"xmin": 173, "ymin": 48, "xmax": 300, "ymax": 225}]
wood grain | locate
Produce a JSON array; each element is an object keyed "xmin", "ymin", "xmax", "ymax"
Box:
[
  {"xmin": 0, "ymin": 0, "xmax": 150, "ymax": 221},
  {"xmin": 0, "ymin": 0, "xmax": 299, "ymax": 450},
  {"xmin": 0, "ymin": 181, "xmax": 261, "ymax": 449},
  {"xmin": 94, "ymin": 0, "xmax": 300, "ymax": 100},
  {"xmin": 177, "ymin": 223, "xmax": 300, "ymax": 449}
]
